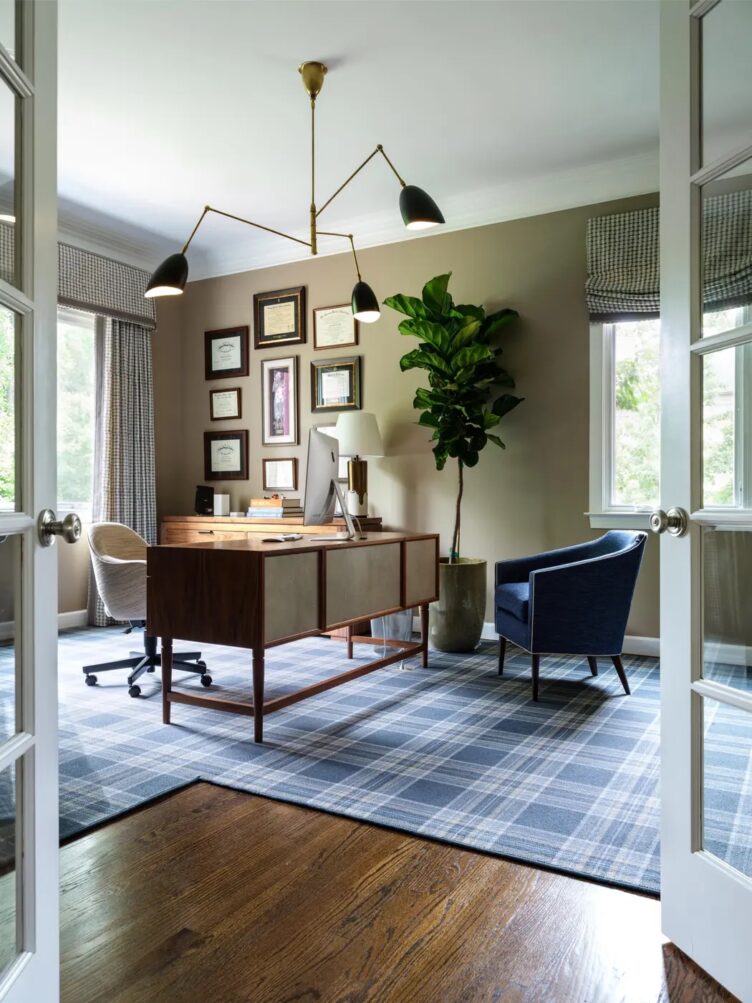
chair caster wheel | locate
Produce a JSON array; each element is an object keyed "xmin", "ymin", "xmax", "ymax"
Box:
[
  {"xmin": 147, "ymin": 666, "xmax": 156, "ymax": 673},
  {"xmin": 200, "ymin": 674, "xmax": 213, "ymax": 688},
  {"xmin": 196, "ymin": 660, "xmax": 206, "ymax": 669},
  {"xmin": 85, "ymin": 675, "xmax": 97, "ymax": 686},
  {"xmin": 128, "ymin": 685, "xmax": 141, "ymax": 698}
]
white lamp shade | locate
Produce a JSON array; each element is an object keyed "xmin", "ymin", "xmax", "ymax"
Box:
[{"xmin": 335, "ymin": 412, "xmax": 384, "ymax": 457}]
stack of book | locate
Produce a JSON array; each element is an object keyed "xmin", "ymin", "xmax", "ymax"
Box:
[{"xmin": 246, "ymin": 497, "xmax": 303, "ymax": 519}]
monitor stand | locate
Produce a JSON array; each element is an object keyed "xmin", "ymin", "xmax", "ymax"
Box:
[{"xmin": 314, "ymin": 481, "xmax": 366, "ymax": 541}]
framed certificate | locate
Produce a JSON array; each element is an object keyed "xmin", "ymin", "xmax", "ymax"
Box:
[
  {"xmin": 313, "ymin": 304, "xmax": 358, "ymax": 350},
  {"xmin": 311, "ymin": 356, "xmax": 362, "ymax": 413},
  {"xmin": 210, "ymin": 387, "xmax": 242, "ymax": 421},
  {"xmin": 204, "ymin": 326, "xmax": 249, "ymax": 380},
  {"xmin": 262, "ymin": 457, "xmax": 298, "ymax": 492},
  {"xmin": 253, "ymin": 286, "xmax": 306, "ymax": 348},
  {"xmin": 203, "ymin": 430, "xmax": 249, "ymax": 481},
  {"xmin": 261, "ymin": 355, "xmax": 299, "ymax": 446}
]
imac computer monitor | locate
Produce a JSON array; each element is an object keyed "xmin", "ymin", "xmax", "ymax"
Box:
[{"xmin": 303, "ymin": 428, "xmax": 358, "ymax": 540}]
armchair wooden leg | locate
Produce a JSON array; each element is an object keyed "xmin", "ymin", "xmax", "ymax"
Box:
[
  {"xmin": 532, "ymin": 654, "xmax": 540, "ymax": 702},
  {"xmin": 611, "ymin": 655, "xmax": 631, "ymax": 695},
  {"xmin": 498, "ymin": 637, "xmax": 506, "ymax": 676},
  {"xmin": 587, "ymin": 656, "xmax": 598, "ymax": 676}
]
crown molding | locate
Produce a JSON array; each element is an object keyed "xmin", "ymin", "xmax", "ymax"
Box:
[{"xmin": 185, "ymin": 148, "xmax": 659, "ymax": 282}]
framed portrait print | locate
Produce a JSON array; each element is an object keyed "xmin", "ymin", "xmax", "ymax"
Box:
[
  {"xmin": 203, "ymin": 429, "xmax": 248, "ymax": 481},
  {"xmin": 314, "ymin": 423, "xmax": 348, "ymax": 481},
  {"xmin": 204, "ymin": 326, "xmax": 249, "ymax": 380},
  {"xmin": 311, "ymin": 356, "xmax": 362, "ymax": 413},
  {"xmin": 261, "ymin": 355, "xmax": 299, "ymax": 446},
  {"xmin": 209, "ymin": 387, "xmax": 242, "ymax": 421},
  {"xmin": 253, "ymin": 286, "xmax": 306, "ymax": 348},
  {"xmin": 313, "ymin": 304, "xmax": 358, "ymax": 351},
  {"xmin": 262, "ymin": 457, "xmax": 298, "ymax": 492}
]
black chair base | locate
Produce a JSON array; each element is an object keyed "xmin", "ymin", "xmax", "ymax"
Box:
[
  {"xmin": 497, "ymin": 638, "xmax": 631, "ymax": 702},
  {"xmin": 83, "ymin": 633, "xmax": 211, "ymax": 698}
]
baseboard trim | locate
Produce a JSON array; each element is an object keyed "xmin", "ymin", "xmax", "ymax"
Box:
[
  {"xmin": 0, "ymin": 608, "xmax": 88, "ymax": 641},
  {"xmin": 412, "ymin": 616, "xmax": 660, "ymax": 658}
]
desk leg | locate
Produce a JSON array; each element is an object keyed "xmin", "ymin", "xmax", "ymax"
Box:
[
  {"xmin": 347, "ymin": 624, "xmax": 354, "ymax": 660},
  {"xmin": 162, "ymin": 637, "xmax": 173, "ymax": 724},
  {"xmin": 420, "ymin": 604, "xmax": 429, "ymax": 668},
  {"xmin": 252, "ymin": 648, "xmax": 265, "ymax": 743}
]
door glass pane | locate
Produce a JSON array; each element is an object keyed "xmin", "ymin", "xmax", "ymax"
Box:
[
  {"xmin": 701, "ymin": 157, "xmax": 752, "ymax": 337},
  {"xmin": 0, "ymin": 759, "xmax": 18, "ymax": 975},
  {"xmin": 0, "ymin": 75, "xmax": 16, "ymax": 284},
  {"xmin": 0, "ymin": 2, "xmax": 14, "ymax": 63},
  {"xmin": 703, "ymin": 695, "xmax": 752, "ymax": 879},
  {"xmin": 701, "ymin": 0, "xmax": 752, "ymax": 167},
  {"xmin": 703, "ymin": 529, "xmax": 752, "ymax": 693},
  {"xmin": 702, "ymin": 345, "xmax": 738, "ymax": 507},
  {"xmin": 0, "ymin": 305, "xmax": 18, "ymax": 511},
  {"xmin": 0, "ymin": 534, "xmax": 18, "ymax": 742}
]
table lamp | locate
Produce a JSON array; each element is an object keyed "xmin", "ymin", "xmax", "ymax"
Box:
[{"xmin": 335, "ymin": 412, "xmax": 384, "ymax": 517}]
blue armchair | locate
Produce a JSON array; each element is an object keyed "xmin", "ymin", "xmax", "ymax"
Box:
[{"xmin": 494, "ymin": 531, "xmax": 647, "ymax": 701}]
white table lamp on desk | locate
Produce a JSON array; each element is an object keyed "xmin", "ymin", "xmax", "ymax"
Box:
[{"xmin": 335, "ymin": 412, "xmax": 384, "ymax": 517}]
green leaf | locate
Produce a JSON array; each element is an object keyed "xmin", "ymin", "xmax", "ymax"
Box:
[
  {"xmin": 421, "ymin": 273, "xmax": 452, "ymax": 315},
  {"xmin": 409, "ymin": 319, "xmax": 451, "ymax": 354},
  {"xmin": 450, "ymin": 344, "xmax": 494, "ymax": 373},
  {"xmin": 488, "ymin": 433, "xmax": 506, "ymax": 449},
  {"xmin": 451, "ymin": 318, "xmax": 482, "ymax": 350},
  {"xmin": 384, "ymin": 293, "xmax": 429, "ymax": 320},
  {"xmin": 452, "ymin": 304, "xmax": 486, "ymax": 323},
  {"xmin": 482, "ymin": 308, "xmax": 519, "ymax": 339},
  {"xmin": 492, "ymin": 393, "xmax": 524, "ymax": 418},
  {"xmin": 418, "ymin": 412, "xmax": 440, "ymax": 428}
]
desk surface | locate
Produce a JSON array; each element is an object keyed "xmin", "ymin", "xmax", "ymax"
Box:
[{"xmin": 158, "ymin": 530, "xmax": 436, "ymax": 556}]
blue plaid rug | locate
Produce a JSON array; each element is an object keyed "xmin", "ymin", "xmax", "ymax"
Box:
[{"xmin": 41, "ymin": 626, "xmax": 663, "ymax": 893}]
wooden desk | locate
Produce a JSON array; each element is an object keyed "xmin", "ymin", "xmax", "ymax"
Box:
[
  {"xmin": 147, "ymin": 532, "xmax": 439, "ymax": 742},
  {"xmin": 160, "ymin": 514, "xmax": 383, "ymax": 545}
]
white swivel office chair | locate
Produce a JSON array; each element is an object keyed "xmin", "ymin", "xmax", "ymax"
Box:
[{"xmin": 84, "ymin": 522, "xmax": 212, "ymax": 698}]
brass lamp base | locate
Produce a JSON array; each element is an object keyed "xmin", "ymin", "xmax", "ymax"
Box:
[{"xmin": 347, "ymin": 456, "xmax": 368, "ymax": 517}]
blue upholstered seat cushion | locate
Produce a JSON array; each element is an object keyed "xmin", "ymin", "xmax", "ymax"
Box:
[{"xmin": 495, "ymin": 582, "xmax": 529, "ymax": 622}]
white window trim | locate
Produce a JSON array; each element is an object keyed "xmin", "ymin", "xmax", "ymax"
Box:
[{"xmin": 588, "ymin": 321, "xmax": 653, "ymax": 530}]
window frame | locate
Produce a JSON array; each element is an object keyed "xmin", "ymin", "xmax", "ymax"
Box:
[{"xmin": 56, "ymin": 305, "xmax": 98, "ymax": 521}]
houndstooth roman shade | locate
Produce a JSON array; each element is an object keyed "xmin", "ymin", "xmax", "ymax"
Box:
[
  {"xmin": 586, "ymin": 190, "xmax": 752, "ymax": 320},
  {"xmin": 0, "ymin": 222, "xmax": 156, "ymax": 328}
]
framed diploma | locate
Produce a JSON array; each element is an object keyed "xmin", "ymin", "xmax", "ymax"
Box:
[
  {"xmin": 204, "ymin": 326, "xmax": 249, "ymax": 380},
  {"xmin": 310, "ymin": 356, "xmax": 362, "ymax": 413},
  {"xmin": 261, "ymin": 355, "xmax": 299, "ymax": 446},
  {"xmin": 313, "ymin": 304, "xmax": 358, "ymax": 350},
  {"xmin": 253, "ymin": 286, "xmax": 306, "ymax": 348},
  {"xmin": 262, "ymin": 457, "xmax": 298, "ymax": 492},
  {"xmin": 210, "ymin": 387, "xmax": 242, "ymax": 421},
  {"xmin": 203, "ymin": 429, "xmax": 249, "ymax": 481}
]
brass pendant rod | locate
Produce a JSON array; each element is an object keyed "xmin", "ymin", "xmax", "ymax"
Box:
[
  {"xmin": 315, "ymin": 145, "xmax": 381, "ymax": 218},
  {"xmin": 310, "ymin": 98, "xmax": 318, "ymax": 255},
  {"xmin": 377, "ymin": 145, "xmax": 407, "ymax": 188},
  {"xmin": 316, "ymin": 230, "xmax": 362, "ymax": 280},
  {"xmin": 182, "ymin": 204, "xmax": 312, "ymax": 254}
]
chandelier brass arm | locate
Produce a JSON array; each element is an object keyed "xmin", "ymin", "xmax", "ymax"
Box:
[
  {"xmin": 316, "ymin": 230, "xmax": 362, "ymax": 280},
  {"xmin": 180, "ymin": 204, "xmax": 312, "ymax": 255},
  {"xmin": 315, "ymin": 145, "xmax": 407, "ymax": 221}
]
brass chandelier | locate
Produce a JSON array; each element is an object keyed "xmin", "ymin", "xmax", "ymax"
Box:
[{"xmin": 145, "ymin": 61, "xmax": 445, "ymax": 321}]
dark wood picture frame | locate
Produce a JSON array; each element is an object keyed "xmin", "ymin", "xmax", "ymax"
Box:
[
  {"xmin": 203, "ymin": 429, "xmax": 249, "ymax": 481},
  {"xmin": 313, "ymin": 304, "xmax": 359, "ymax": 351},
  {"xmin": 204, "ymin": 326, "xmax": 249, "ymax": 380},
  {"xmin": 253, "ymin": 286, "xmax": 306, "ymax": 349},
  {"xmin": 209, "ymin": 386, "xmax": 242, "ymax": 421},
  {"xmin": 260, "ymin": 355, "xmax": 299, "ymax": 446},
  {"xmin": 262, "ymin": 457, "xmax": 298, "ymax": 492},
  {"xmin": 310, "ymin": 355, "xmax": 362, "ymax": 413}
]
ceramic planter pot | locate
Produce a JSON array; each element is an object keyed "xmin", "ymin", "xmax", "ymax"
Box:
[{"xmin": 429, "ymin": 558, "xmax": 487, "ymax": 652}]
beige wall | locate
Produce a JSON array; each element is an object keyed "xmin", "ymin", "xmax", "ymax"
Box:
[{"xmin": 153, "ymin": 194, "xmax": 661, "ymax": 638}]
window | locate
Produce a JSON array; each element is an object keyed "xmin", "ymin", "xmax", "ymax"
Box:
[
  {"xmin": 0, "ymin": 306, "xmax": 16, "ymax": 511},
  {"xmin": 57, "ymin": 307, "xmax": 96, "ymax": 517},
  {"xmin": 590, "ymin": 306, "xmax": 751, "ymax": 527}
]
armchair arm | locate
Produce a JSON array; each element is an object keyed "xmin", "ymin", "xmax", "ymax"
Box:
[
  {"xmin": 495, "ymin": 541, "xmax": 614, "ymax": 585},
  {"xmin": 529, "ymin": 548, "xmax": 643, "ymax": 654}
]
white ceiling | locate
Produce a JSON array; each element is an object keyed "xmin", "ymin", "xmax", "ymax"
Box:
[{"xmin": 58, "ymin": 0, "xmax": 663, "ymax": 278}]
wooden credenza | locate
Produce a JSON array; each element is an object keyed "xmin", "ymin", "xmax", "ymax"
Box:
[{"xmin": 160, "ymin": 514, "xmax": 383, "ymax": 545}]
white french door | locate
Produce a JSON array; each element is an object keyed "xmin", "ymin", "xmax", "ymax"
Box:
[
  {"xmin": 0, "ymin": 2, "xmax": 60, "ymax": 1000},
  {"xmin": 659, "ymin": 2, "xmax": 752, "ymax": 999}
]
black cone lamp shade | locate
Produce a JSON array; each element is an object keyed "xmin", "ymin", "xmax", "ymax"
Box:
[
  {"xmin": 145, "ymin": 252, "xmax": 189, "ymax": 298},
  {"xmin": 351, "ymin": 280, "xmax": 380, "ymax": 323},
  {"xmin": 399, "ymin": 185, "xmax": 445, "ymax": 230}
]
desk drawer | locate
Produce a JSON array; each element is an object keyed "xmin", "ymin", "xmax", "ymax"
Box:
[
  {"xmin": 162, "ymin": 528, "xmax": 250, "ymax": 545},
  {"xmin": 325, "ymin": 543, "xmax": 401, "ymax": 627}
]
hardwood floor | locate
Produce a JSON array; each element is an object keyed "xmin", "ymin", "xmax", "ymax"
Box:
[{"xmin": 60, "ymin": 783, "xmax": 736, "ymax": 1003}]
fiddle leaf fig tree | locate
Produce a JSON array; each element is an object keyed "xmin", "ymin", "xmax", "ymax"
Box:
[{"xmin": 385, "ymin": 273, "xmax": 523, "ymax": 561}]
